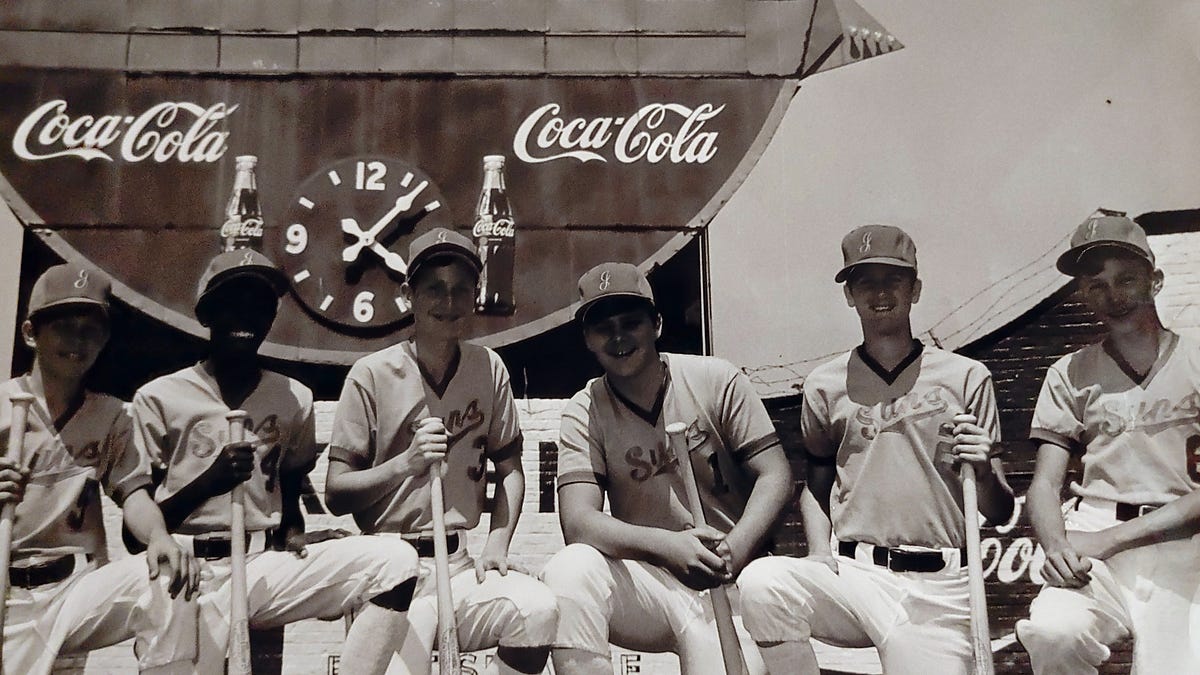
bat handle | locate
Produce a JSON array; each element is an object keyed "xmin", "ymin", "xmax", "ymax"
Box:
[
  {"xmin": 959, "ymin": 462, "xmax": 994, "ymax": 675},
  {"xmin": 0, "ymin": 393, "xmax": 37, "ymax": 659},
  {"xmin": 429, "ymin": 460, "xmax": 462, "ymax": 675},
  {"xmin": 226, "ymin": 410, "xmax": 252, "ymax": 675},
  {"xmin": 666, "ymin": 423, "xmax": 747, "ymax": 675}
]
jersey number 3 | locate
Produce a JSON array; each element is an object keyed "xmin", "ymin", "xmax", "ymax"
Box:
[{"xmin": 1187, "ymin": 434, "xmax": 1200, "ymax": 482}]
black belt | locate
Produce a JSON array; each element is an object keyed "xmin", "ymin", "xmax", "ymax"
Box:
[
  {"xmin": 1115, "ymin": 502, "xmax": 1160, "ymax": 521},
  {"xmin": 837, "ymin": 540, "xmax": 964, "ymax": 573},
  {"xmin": 191, "ymin": 530, "xmax": 272, "ymax": 560},
  {"xmin": 408, "ymin": 533, "xmax": 460, "ymax": 558},
  {"xmin": 10, "ymin": 554, "xmax": 88, "ymax": 588}
]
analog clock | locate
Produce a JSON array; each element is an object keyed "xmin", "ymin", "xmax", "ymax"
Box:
[{"xmin": 273, "ymin": 156, "xmax": 452, "ymax": 329}]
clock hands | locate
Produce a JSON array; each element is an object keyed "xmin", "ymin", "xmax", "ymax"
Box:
[
  {"xmin": 340, "ymin": 180, "xmax": 430, "ymax": 263},
  {"xmin": 371, "ymin": 244, "xmax": 408, "ymax": 274}
]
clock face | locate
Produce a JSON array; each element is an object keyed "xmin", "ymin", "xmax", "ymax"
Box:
[{"xmin": 274, "ymin": 156, "xmax": 453, "ymax": 329}]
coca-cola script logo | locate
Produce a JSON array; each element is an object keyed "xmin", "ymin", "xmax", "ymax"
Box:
[
  {"xmin": 472, "ymin": 216, "xmax": 515, "ymax": 238},
  {"xmin": 220, "ymin": 217, "xmax": 264, "ymax": 239},
  {"xmin": 12, "ymin": 99, "xmax": 236, "ymax": 163},
  {"xmin": 513, "ymin": 102, "xmax": 723, "ymax": 165}
]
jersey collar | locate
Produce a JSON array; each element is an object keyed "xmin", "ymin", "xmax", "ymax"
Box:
[
  {"xmin": 855, "ymin": 339, "xmax": 924, "ymax": 385},
  {"xmin": 1101, "ymin": 329, "xmax": 1178, "ymax": 387},
  {"xmin": 607, "ymin": 356, "xmax": 671, "ymax": 426},
  {"xmin": 407, "ymin": 340, "xmax": 461, "ymax": 399}
]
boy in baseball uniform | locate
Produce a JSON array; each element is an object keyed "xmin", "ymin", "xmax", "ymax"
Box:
[
  {"xmin": 0, "ymin": 263, "xmax": 200, "ymax": 674},
  {"xmin": 131, "ymin": 250, "xmax": 420, "ymax": 673},
  {"xmin": 542, "ymin": 262, "xmax": 794, "ymax": 675},
  {"xmin": 738, "ymin": 225, "xmax": 1014, "ymax": 674},
  {"xmin": 328, "ymin": 228, "xmax": 557, "ymax": 675},
  {"xmin": 1017, "ymin": 216, "xmax": 1200, "ymax": 674}
]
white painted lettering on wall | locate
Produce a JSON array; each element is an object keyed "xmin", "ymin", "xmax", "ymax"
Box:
[
  {"xmin": 12, "ymin": 99, "xmax": 237, "ymax": 163},
  {"xmin": 513, "ymin": 102, "xmax": 723, "ymax": 165}
]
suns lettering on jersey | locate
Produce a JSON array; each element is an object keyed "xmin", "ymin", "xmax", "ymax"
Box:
[
  {"xmin": 446, "ymin": 399, "xmax": 485, "ymax": 449},
  {"xmin": 855, "ymin": 388, "xmax": 951, "ymax": 440},
  {"xmin": 1095, "ymin": 392, "xmax": 1200, "ymax": 437},
  {"xmin": 627, "ymin": 441, "xmax": 679, "ymax": 482}
]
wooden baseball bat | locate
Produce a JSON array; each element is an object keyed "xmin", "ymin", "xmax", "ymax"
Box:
[
  {"xmin": 226, "ymin": 410, "xmax": 252, "ymax": 675},
  {"xmin": 959, "ymin": 462, "xmax": 994, "ymax": 675},
  {"xmin": 0, "ymin": 393, "xmax": 36, "ymax": 670},
  {"xmin": 429, "ymin": 456, "xmax": 462, "ymax": 675},
  {"xmin": 667, "ymin": 422, "xmax": 747, "ymax": 675}
]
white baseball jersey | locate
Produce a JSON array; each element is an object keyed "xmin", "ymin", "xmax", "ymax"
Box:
[
  {"xmin": 131, "ymin": 364, "xmax": 317, "ymax": 534},
  {"xmin": 1030, "ymin": 330, "xmax": 1200, "ymax": 504},
  {"xmin": 801, "ymin": 341, "xmax": 1001, "ymax": 548},
  {"xmin": 0, "ymin": 376, "xmax": 149, "ymax": 560},
  {"xmin": 328, "ymin": 340, "xmax": 522, "ymax": 535},
  {"xmin": 558, "ymin": 353, "xmax": 780, "ymax": 534}
]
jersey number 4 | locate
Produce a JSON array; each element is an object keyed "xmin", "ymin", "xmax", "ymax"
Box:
[{"xmin": 1187, "ymin": 434, "xmax": 1200, "ymax": 482}]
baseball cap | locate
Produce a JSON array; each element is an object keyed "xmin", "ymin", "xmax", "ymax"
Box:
[
  {"xmin": 195, "ymin": 249, "xmax": 288, "ymax": 318},
  {"xmin": 834, "ymin": 224, "xmax": 918, "ymax": 283},
  {"xmin": 1055, "ymin": 215, "xmax": 1154, "ymax": 275},
  {"xmin": 407, "ymin": 228, "xmax": 482, "ymax": 282},
  {"xmin": 575, "ymin": 262, "xmax": 656, "ymax": 323},
  {"xmin": 27, "ymin": 263, "xmax": 111, "ymax": 320}
]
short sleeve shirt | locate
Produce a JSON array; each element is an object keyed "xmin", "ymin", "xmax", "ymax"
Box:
[
  {"xmin": 801, "ymin": 343, "xmax": 1001, "ymax": 548},
  {"xmin": 558, "ymin": 353, "xmax": 780, "ymax": 534},
  {"xmin": 131, "ymin": 365, "xmax": 317, "ymax": 534},
  {"xmin": 0, "ymin": 377, "xmax": 149, "ymax": 559},
  {"xmin": 328, "ymin": 341, "xmax": 523, "ymax": 535},
  {"xmin": 1030, "ymin": 331, "xmax": 1200, "ymax": 504}
]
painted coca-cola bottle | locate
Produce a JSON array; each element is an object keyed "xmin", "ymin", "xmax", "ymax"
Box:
[
  {"xmin": 473, "ymin": 155, "xmax": 516, "ymax": 316},
  {"xmin": 220, "ymin": 155, "xmax": 264, "ymax": 252}
]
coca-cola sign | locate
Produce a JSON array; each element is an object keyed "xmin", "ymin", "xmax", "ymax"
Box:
[
  {"xmin": 12, "ymin": 99, "xmax": 236, "ymax": 163},
  {"xmin": 514, "ymin": 102, "xmax": 723, "ymax": 165},
  {"xmin": 220, "ymin": 217, "xmax": 264, "ymax": 239},
  {"xmin": 0, "ymin": 71, "xmax": 787, "ymax": 359},
  {"xmin": 473, "ymin": 217, "xmax": 515, "ymax": 238}
]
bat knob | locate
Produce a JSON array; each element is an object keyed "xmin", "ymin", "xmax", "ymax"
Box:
[
  {"xmin": 666, "ymin": 422, "xmax": 688, "ymax": 436},
  {"xmin": 8, "ymin": 393, "xmax": 35, "ymax": 405},
  {"xmin": 225, "ymin": 409, "xmax": 249, "ymax": 422}
]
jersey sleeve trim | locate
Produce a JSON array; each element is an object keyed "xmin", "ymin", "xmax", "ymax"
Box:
[
  {"xmin": 735, "ymin": 434, "xmax": 782, "ymax": 463},
  {"xmin": 557, "ymin": 470, "xmax": 607, "ymax": 489},
  {"xmin": 327, "ymin": 445, "xmax": 365, "ymax": 468},
  {"xmin": 487, "ymin": 435, "xmax": 523, "ymax": 463},
  {"xmin": 1029, "ymin": 428, "xmax": 1085, "ymax": 454},
  {"xmin": 109, "ymin": 474, "xmax": 154, "ymax": 507}
]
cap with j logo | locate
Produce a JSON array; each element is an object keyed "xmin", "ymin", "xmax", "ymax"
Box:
[
  {"xmin": 27, "ymin": 263, "xmax": 111, "ymax": 321},
  {"xmin": 194, "ymin": 249, "xmax": 288, "ymax": 320},
  {"xmin": 406, "ymin": 227, "xmax": 482, "ymax": 283},
  {"xmin": 834, "ymin": 224, "xmax": 918, "ymax": 283},
  {"xmin": 575, "ymin": 262, "xmax": 656, "ymax": 324},
  {"xmin": 1055, "ymin": 215, "xmax": 1153, "ymax": 276}
]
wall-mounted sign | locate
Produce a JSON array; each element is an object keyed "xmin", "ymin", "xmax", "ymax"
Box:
[{"xmin": 0, "ymin": 70, "xmax": 792, "ymax": 364}]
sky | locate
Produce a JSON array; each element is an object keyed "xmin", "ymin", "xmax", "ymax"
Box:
[{"xmin": 709, "ymin": 0, "xmax": 1200, "ymax": 395}]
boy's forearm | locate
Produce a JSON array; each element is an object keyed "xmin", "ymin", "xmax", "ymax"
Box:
[
  {"xmin": 485, "ymin": 465, "xmax": 524, "ymax": 552},
  {"xmin": 725, "ymin": 467, "xmax": 792, "ymax": 564}
]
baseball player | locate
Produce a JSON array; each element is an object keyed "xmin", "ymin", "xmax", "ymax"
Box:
[
  {"xmin": 737, "ymin": 225, "xmax": 1014, "ymax": 674},
  {"xmin": 541, "ymin": 261, "xmax": 794, "ymax": 675},
  {"xmin": 1, "ymin": 263, "xmax": 200, "ymax": 674},
  {"xmin": 130, "ymin": 249, "xmax": 420, "ymax": 673},
  {"xmin": 1016, "ymin": 216, "xmax": 1200, "ymax": 674},
  {"xmin": 328, "ymin": 228, "xmax": 557, "ymax": 675}
]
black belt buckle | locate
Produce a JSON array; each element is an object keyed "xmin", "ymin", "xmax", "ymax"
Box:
[
  {"xmin": 837, "ymin": 540, "xmax": 956, "ymax": 573},
  {"xmin": 412, "ymin": 533, "xmax": 460, "ymax": 558},
  {"xmin": 887, "ymin": 548, "xmax": 947, "ymax": 573},
  {"xmin": 192, "ymin": 531, "xmax": 264, "ymax": 560},
  {"xmin": 1115, "ymin": 502, "xmax": 1159, "ymax": 521},
  {"xmin": 10, "ymin": 554, "xmax": 78, "ymax": 588}
]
